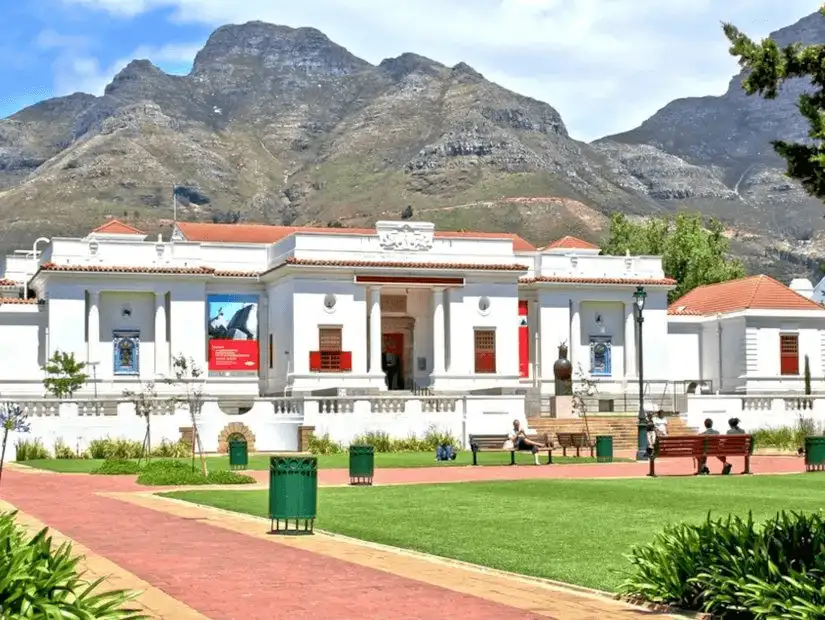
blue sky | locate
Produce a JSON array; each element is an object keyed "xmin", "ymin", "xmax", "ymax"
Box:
[{"xmin": 1, "ymin": 0, "xmax": 821, "ymax": 140}]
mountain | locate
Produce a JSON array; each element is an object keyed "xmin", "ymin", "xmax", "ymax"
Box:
[
  {"xmin": 0, "ymin": 21, "xmax": 663, "ymax": 254},
  {"xmin": 0, "ymin": 17, "xmax": 822, "ymax": 280},
  {"xmin": 598, "ymin": 10, "xmax": 825, "ymax": 278}
]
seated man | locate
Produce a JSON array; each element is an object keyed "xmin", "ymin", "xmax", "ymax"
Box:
[
  {"xmin": 726, "ymin": 417, "xmax": 745, "ymax": 434},
  {"xmin": 698, "ymin": 418, "xmax": 733, "ymax": 475},
  {"xmin": 508, "ymin": 419, "xmax": 542, "ymax": 465}
]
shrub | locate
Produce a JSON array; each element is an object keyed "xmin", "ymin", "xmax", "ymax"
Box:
[
  {"xmin": 307, "ymin": 433, "xmax": 344, "ymax": 455},
  {"xmin": 421, "ymin": 427, "xmax": 460, "ymax": 451},
  {"xmin": 753, "ymin": 418, "xmax": 820, "ymax": 451},
  {"xmin": 92, "ymin": 459, "xmax": 141, "ymax": 475},
  {"xmin": 14, "ymin": 437, "xmax": 50, "ymax": 461},
  {"xmin": 53, "ymin": 438, "xmax": 77, "ymax": 459},
  {"xmin": 0, "ymin": 511, "xmax": 144, "ymax": 618},
  {"xmin": 620, "ymin": 511, "xmax": 825, "ymax": 618},
  {"xmin": 351, "ymin": 431, "xmax": 393, "ymax": 452},
  {"xmin": 136, "ymin": 459, "xmax": 254, "ymax": 486},
  {"xmin": 151, "ymin": 438, "xmax": 191, "ymax": 458},
  {"xmin": 87, "ymin": 438, "xmax": 144, "ymax": 460}
]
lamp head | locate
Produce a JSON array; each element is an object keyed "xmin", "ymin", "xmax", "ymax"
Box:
[{"xmin": 633, "ymin": 285, "xmax": 647, "ymax": 312}]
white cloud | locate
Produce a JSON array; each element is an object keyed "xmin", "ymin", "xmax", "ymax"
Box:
[
  {"xmin": 41, "ymin": 34, "xmax": 200, "ymax": 97},
  {"xmin": 60, "ymin": 0, "xmax": 822, "ymax": 139}
]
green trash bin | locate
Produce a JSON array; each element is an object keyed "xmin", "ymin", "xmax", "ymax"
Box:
[
  {"xmin": 269, "ymin": 455, "xmax": 317, "ymax": 534},
  {"xmin": 596, "ymin": 435, "xmax": 614, "ymax": 463},
  {"xmin": 228, "ymin": 439, "xmax": 248, "ymax": 470},
  {"xmin": 805, "ymin": 436, "xmax": 825, "ymax": 472},
  {"xmin": 349, "ymin": 445, "xmax": 375, "ymax": 486}
]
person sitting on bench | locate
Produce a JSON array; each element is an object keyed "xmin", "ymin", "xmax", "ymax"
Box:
[
  {"xmin": 727, "ymin": 417, "xmax": 745, "ymax": 434},
  {"xmin": 507, "ymin": 419, "xmax": 542, "ymax": 465},
  {"xmin": 698, "ymin": 418, "xmax": 733, "ymax": 475}
]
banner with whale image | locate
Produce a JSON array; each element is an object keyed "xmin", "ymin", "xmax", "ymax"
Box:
[{"xmin": 207, "ymin": 294, "xmax": 259, "ymax": 372}]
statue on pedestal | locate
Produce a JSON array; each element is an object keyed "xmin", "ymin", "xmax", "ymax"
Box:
[{"xmin": 553, "ymin": 342, "xmax": 573, "ymax": 396}]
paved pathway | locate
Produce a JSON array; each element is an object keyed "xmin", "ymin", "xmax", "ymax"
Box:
[{"xmin": 0, "ymin": 456, "xmax": 804, "ymax": 619}]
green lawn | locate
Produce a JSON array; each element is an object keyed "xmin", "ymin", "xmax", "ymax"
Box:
[
  {"xmin": 162, "ymin": 475, "xmax": 825, "ymax": 592},
  {"xmin": 20, "ymin": 451, "xmax": 624, "ymax": 473}
]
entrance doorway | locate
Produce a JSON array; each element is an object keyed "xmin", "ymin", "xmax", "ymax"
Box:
[{"xmin": 382, "ymin": 333, "xmax": 405, "ymax": 390}]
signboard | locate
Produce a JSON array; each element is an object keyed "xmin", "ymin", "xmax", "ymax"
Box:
[{"xmin": 207, "ymin": 294, "xmax": 259, "ymax": 372}]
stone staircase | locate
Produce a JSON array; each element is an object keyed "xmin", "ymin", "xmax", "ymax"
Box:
[{"xmin": 526, "ymin": 416, "xmax": 696, "ymax": 451}]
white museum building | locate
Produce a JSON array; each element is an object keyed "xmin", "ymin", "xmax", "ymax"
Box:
[{"xmin": 0, "ymin": 218, "xmax": 824, "ymax": 456}]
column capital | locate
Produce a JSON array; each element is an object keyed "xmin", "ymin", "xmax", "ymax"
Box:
[{"xmin": 88, "ymin": 289, "xmax": 100, "ymax": 302}]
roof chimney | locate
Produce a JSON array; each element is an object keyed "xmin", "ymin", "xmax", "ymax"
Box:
[{"xmin": 790, "ymin": 278, "xmax": 814, "ymax": 299}]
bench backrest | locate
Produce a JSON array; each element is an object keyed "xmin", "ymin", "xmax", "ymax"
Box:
[
  {"xmin": 656, "ymin": 434, "xmax": 752, "ymax": 458},
  {"xmin": 556, "ymin": 432, "xmax": 589, "ymax": 447},
  {"xmin": 469, "ymin": 433, "xmax": 544, "ymax": 449}
]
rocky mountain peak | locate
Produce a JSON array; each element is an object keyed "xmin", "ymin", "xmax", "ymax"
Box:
[
  {"xmin": 191, "ymin": 20, "xmax": 372, "ymax": 78},
  {"xmin": 104, "ymin": 60, "xmax": 166, "ymax": 95},
  {"xmin": 378, "ymin": 52, "xmax": 444, "ymax": 80}
]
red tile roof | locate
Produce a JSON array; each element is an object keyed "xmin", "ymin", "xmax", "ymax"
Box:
[
  {"xmin": 0, "ymin": 279, "xmax": 18, "ymax": 287},
  {"xmin": 37, "ymin": 264, "xmax": 256, "ymax": 278},
  {"xmin": 521, "ymin": 276, "xmax": 676, "ymax": 286},
  {"xmin": 0, "ymin": 298, "xmax": 37, "ymax": 305},
  {"xmin": 174, "ymin": 222, "xmax": 536, "ymax": 251},
  {"xmin": 668, "ymin": 275, "xmax": 823, "ymax": 316},
  {"xmin": 91, "ymin": 219, "xmax": 146, "ymax": 235},
  {"xmin": 541, "ymin": 236, "xmax": 600, "ymax": 251},
  {"xmin": 280, "ymin": 257, "xmax": 528, "ymax": 271}
]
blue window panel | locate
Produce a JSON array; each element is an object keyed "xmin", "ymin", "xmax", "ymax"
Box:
[{"xmin": 590, "ymin": 337, "xmax": 612, "ymax": 376}]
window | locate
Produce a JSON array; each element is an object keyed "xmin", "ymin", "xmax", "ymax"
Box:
[
  {"xmin": 780, "ymin": 333, "xmax": 799, "ymax": 375},
  {"xmin": 268, "ymin": 334, "xmax": 273, "ymax": 369},
  {"xmin": 310, "ymin": 327, "xmax": 352, "ymax": 372},
  {"xmin": 474, "ymin": 328, "xmax": 496, "ymax": 373}
]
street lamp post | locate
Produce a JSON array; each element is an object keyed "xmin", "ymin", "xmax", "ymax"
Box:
[{"xmin": 633, "ymin": 286, "xmax": 648, "ymax": 461}]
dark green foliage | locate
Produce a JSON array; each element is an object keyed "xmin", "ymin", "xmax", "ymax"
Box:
[
  {"xmin": 725, "ymin": 8, "xmax": 825, "ymax": 202},
  {"xmin": 92, "ymin": 459, "xmax": 141, "ymax": 475},
  {"xmin": 0, "ymin": 511, "xmax": 145, "ymax": 618},
  {"xmin": 136, "ymin": 459, "xmax": 255, "ymax": 486},
  {"xmin": 805, "ymin": 355, "xmax": 812, "ymax": 395},
  {"xmin": 174, "ymin": 185, "xmax": 210, "ymax": 205},
  {"xmin": 620, "ymin": 511, "xmax": 825, "ymax": 618},
  {"xmin": 601, "ymin": 212, "xmax": 746, "ymax": 302}
]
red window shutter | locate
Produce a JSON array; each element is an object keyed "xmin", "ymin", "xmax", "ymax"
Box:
[
  {"xmin": 309, "ymin": 351, "xmax": 321, "ymax": 371},
  {"xmin": 339, "ymin": 351, "xmax": 352, "ymax": 371},
  {"xmin": 779, "ymin": 335, "xmax": 799, "ymax": 375},
  {"xmin": 476, "ymin": 351, "xmax": 495, "ymax": 373}
]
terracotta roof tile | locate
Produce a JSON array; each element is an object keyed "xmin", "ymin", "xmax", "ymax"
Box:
[
  {"xmin": 38, "ymin": 264, "xmax": 257, "ymax": 278},
  {"xmin": 175, "ymin": 222, "xmax": 536, "ymax": 251},
  {"xmin": 0, "ymin": 298, "xmax": 38, "ymax": 305},
  {"xmin": 0, "ymin": 279, "xmax": 18, "ymax": 287},
  {"xmin": 91, "ymin": 219, "xmax": 145, "ymax": 235},
  {"xmin": 280, "ymin": 257, "xmax": 528, "ymax": 271},
  {"xmin": 541, "ymin": 236, "xmax": 600, "ymax": 251},
  {"xmin": 521, "ymin": 276, "xmax": 676, "ymax": 286},
  {"xmin": 668, "ymin": 275, "xmax": 824, "ymax": 316}
]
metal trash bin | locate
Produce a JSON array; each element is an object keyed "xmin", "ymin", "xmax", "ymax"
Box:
[
  {"xmin": 349, "ymin": 445, "xmax": 375, "ymax": 486},
  {"xmin": 596, "ymin": 435, "xmax": 614, "ymax": 463},
  {"xmin": 805, "ymin": 436, "xmax": 825, "ymax": 472},
  {"xmin": 269, "ymin": 455, "xmax": 317, "ymax": 534},
  {"xmin": 228, "ymin": 439, "xmax": 248, "ymax": 470}
]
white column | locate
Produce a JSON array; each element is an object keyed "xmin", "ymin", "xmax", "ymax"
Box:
[
  {"xmin": 432, "ymin": 288, "xmax": 446, "ymax": 375},
  {"xmin": 154, "ymin": 291, "xmax": 168, "ymax": 377},
  {"xmin": 530, "ymin": 299, "xmax": 540, "ymax": 382},
  {"xmin": 624, "ymin": 302, "xmax": 636, "ymax": 377},
  {"xmin": 570, "ymin": 300, "xmax": 581, "ymax": 369},
  {"xmin": 368, "ymin": 287, "xmax": 382, "ymax": 375},
  {"xmin": 87, "ymin": 291, "xmax": 100, "ymax": 364}
]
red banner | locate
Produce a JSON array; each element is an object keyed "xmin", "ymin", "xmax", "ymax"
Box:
[
  {"xmin": 209, "ymin": 339, "xmax": 259, "ymax": 371},
  {"xmin": 519, "ymin": 300, "xmax": 529, "ymax": 378}
]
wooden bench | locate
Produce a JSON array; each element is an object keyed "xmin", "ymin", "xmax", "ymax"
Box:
[
  {"xmin": 649, "ymin": 435, "xmax": 753, "ymax": 477},
  {"xmin": 556, "ymin": 432, "xmax": 595, "ymax": 458},
  {"xmin": 469, "ymin": 433, "xmax": 553, "ymax": 465}
]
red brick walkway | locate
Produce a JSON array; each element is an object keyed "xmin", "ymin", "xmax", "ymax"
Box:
[
  {"xmin": 0, "ymin": 457, "xmax": 804, "ymax": 619},
  {"xmin": 0, "ymin": 472, "xmax": 565, "ymax": 619}
]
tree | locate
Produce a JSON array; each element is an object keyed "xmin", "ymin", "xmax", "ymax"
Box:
[
  {"xmin": 123, "ymin": 381, "xmax": 157, "ymax": 463},
  {"xmin": 42, "ymin": 351, "xmax": 88, "ymax": 399},
  {"xmin": 601, "ymin": 212, "xmax": 746, "ymax": 302},
  {"xmin": 0, "ymin": 404, "xmax": 29, "ymax": 486},
  {"xmin": 166, "ymin": 354, "xmax": 207, "ymax": 475},
  {"xmin": 724, "ymin": 6, "xmax": 825, "ymax": 200}
]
